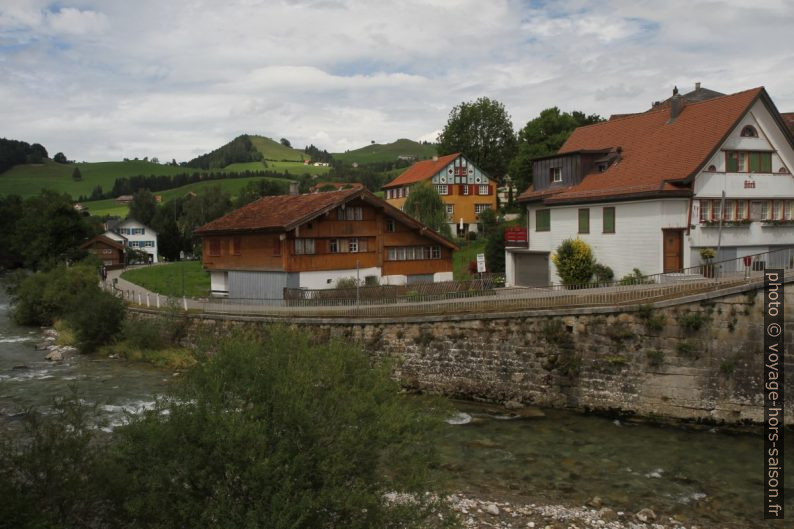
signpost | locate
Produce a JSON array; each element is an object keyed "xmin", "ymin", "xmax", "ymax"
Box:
[{"xmin": 476, "ymin": 253, "xmax": 486, "ymax": 274}]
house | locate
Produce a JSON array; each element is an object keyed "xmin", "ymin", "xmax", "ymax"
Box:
[
  {"xmin": 506, "ymin": 86, "xmax": 794, "ymax": 287},
  {"xmin": 382, "ymin": 153, "xmax": 497, "ymax": 236},
  {"xmin": 80, "ymin": 234, "xmax": 126, "ymax": 269},
  {"xmin": 194, "ymin": 187, "xmax": 457, "ymax": 298},
  {"xmin": 115, "ymin": 195, "xmax": 134, "ymax": 204},
  {"xmin": 106, "ymin": 218, "xmax": 159, "ymax": 264}
]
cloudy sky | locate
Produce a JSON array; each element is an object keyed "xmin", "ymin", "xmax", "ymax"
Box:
[{"xmin": 1, "ymin": 0, "xmax": 793, "ymax": 162}]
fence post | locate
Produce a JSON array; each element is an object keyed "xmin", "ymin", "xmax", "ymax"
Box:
[
  {"xmin": 156, "ymin": 294, "xmax": 160, "ymax": 308},
  {"xmin": 183, "ymin": 296, "xmax": 188, "ymax": 312},
  {"xmin": 146, "ymin": 293, "xmax": 150, "ymax": 308}
]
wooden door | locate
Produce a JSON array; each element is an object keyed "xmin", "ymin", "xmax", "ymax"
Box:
[{"xmin": 662, "ymin": 229, "xmax": 683, "ymax": 273}]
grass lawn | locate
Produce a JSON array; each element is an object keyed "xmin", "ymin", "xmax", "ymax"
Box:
[
  {"xmin": 121, "ymin": 261, "xmax": 209, "ymax": 298},
  {"xmin": 453, "ymin": 239, "xmax": 487, "ymax": 281},
  {"xmin": 248, "ymin": 135, "xmax": 309, "ymax": 162}
]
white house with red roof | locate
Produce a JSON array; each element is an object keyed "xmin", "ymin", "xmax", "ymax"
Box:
[
  {"xmin": 383, "ymin": 153, "xmax": 497, "ymax": 236},
  {"xmin": 506, "ymin": 86, "xmax": 794, "ymax": 287}
]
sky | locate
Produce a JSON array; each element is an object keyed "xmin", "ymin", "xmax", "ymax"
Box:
[{"xmin": 1, "ymin": 0, "xmax": 793, "ymax": 162}]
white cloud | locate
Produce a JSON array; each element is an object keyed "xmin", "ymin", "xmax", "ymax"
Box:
[{"xmin": 0, "ymin": 0, "xmax": 792, "ymax": 162}]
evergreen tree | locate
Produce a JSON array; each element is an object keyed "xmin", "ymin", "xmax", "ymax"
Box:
[{"xmin": 72, "ymin": 167, "xmax": 82, "ymax": 181}]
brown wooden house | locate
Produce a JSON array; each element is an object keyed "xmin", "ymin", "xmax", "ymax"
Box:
[
  {"xmin": 195, "ymin": 187, "xmax": 457, "ymax": 298},
  {"xmin": 80, "ymin": 234, "xmax": 126, "ymax": 269}
]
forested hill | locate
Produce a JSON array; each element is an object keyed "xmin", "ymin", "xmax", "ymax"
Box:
[
  {"xmin": 185, "ymin": 135, "xmax": 264, "ymax": 170},
  {"xmin": 0, "ymin": 138, "xmax": 50, "ymax": 174}
]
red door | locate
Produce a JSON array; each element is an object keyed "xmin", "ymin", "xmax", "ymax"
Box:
[{"xmin": 662, "ymin": 229, "xmax": 683, "ymax": 273}]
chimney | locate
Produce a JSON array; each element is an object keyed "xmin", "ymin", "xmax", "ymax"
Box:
[
  {"xmin": 289, "ymin": 182, "xmax": 299, "ymax": 195},
  {"xmin": 695, "ymin": 82, "xmax": 701, "ymax": 92},
  {"xmin": 670, "ymin": 86, "xmax": 683, "ymax": 122},
  {"xmin": 432, "ymin": 155, "xmax": 438, "ymax": 162}
]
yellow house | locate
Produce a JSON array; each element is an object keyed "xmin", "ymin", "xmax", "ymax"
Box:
[{"xmin": 382, "ymin": 153, "xmax": 497, "ymax": 236}]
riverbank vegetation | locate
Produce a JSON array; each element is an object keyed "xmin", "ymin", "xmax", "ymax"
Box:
[{"xmin": 0, "ymin": 329, "xmax": 456, "ymax": 529}]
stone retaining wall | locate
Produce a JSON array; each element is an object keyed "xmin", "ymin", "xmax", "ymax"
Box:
[{"xmin": 131, "ymin": 282, "xmax": 794, "ymax": 425}]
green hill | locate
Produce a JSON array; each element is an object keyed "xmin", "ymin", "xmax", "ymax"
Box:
[
  {"xmin": 82, "ymin": 175, "xmax": 295, "ymax": 217},
  {"xmin": 333, "ymin": 139, "xmax": 437, "ymax": 165},
  {"xmin": 0, "ymin": 159, "xmax": 187, "ymax": 199},
  {"xmin": 248, "ymin": 136, "xmax": 309, "ymax": 162}
]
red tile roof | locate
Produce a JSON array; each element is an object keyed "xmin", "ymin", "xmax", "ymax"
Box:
[
  {"xmin": 543, "ymin": 87, "xmax": 765, "ymax": 204},
  {"xmin": 516, "ymin": 184, "xmax": 574, "ymax": 202},
  {"xmin": 194, "ymin": 187, "xmax": 457, "ymax": 249},
  {"xmin": 382, "ymin": 153, "xmax": 460, "ymax": 188}
]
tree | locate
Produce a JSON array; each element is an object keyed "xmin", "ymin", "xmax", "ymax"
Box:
[
  {"xmin": 29, "ymin": 143, "xmax": 48, "ymax": 163},
  {"xmin": 437, "ymin": 97, "xmax": 517, "ymax": 184},
  {"xmin": 53, "ymin": 152, "xmax": 68, "ymax": 164},
  {"xmin": 129, "ymin": 188, "xmax": 158, "ymax": 226},
  {"xmin": 279, "ymin": 137, "xmax": 291, "ymax": 148},
  {"xmin": 510, "ymin": 108, "xmax": 604, "ymax": 195},
  {"xmin": 402, "ymin": 181, "xmax": 452, "ymax": 238},
  {"xmin": 551, "ymin": 237, "xmax": 596, "ymax": 287},
  {"xmin": 71, "ymin": 167, "xmax": 82, "ymax": 181},
  {"xmin": 151, "ymin": 198, "xmax": 188, "ymax": 261}
]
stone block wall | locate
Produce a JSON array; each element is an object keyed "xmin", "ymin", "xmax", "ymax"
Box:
[{"xmin": 132, "ymin": 283, "xmax": 794, "ymax": 425}]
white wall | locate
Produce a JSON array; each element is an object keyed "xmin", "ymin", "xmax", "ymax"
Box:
[
  {"xmin": 210, "ymin": 271, "xmax": 228, "ymax": 295},
  {"xmin": 116, "ymin": 218, "xmax": 159, "ymax": 263},
  {"xmin": 525, "ymin": 199, "xmax": 689, "ymax": 282},
  {"xmin": 298, "ymin": 267, "xmax": 382, "ymax": 289}
]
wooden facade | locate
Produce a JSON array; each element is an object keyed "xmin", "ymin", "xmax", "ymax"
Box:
[
  {"xmin": 80, "ymin": 235, "xmax": 125, "ymax": 268},
  {"xmin": 530, "ymin": 151, "xmax": 608, "ymax": 195},
  {"xmin": 201, "ymin": 197, "xmax": 453, "ymax": 276}
]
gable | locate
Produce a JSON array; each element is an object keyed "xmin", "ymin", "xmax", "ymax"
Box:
[{"xmin": 429, "ymin": 155, "xmax": 491, "ymax": 186}]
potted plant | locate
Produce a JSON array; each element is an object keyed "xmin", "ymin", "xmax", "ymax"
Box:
[{"xmin": 699, "ymin": 247, "xmax": 716, "ymax": 278}]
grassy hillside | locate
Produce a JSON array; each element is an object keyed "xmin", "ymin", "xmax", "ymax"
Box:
[
  {"xmin": 223, "ymin": 160, "xmax": 329, "ymax": 176},
  {"xmin": 0, "ymin": 160, "xmax": 187, "ymax": 198},
  {"xmin": 333, "ymin": 139, "xmax": 437, "ymax": 165},
  {"xmin": 82, "ymin": 175, "xmax": 293, "ymax": 217},
  {"xmin": 248, "ymin": 135, "xmax": 309, "ymax": 162}
]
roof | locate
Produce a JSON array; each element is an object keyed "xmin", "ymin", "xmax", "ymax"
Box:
[
  {"xmin": 80, "ymin": 234, "xmax": 125, "ymax": 251},
  {"xmin": 382, "ymin": 153, "xmax": 460, "ymax": 189},
  {"xmin": 782, "ymin": 112, "xmax": 794, "ymax": 133},
  {"xmin": 194, "ymin": 187, "xmax": 458, "ymax": 250},
  {"xmin": 541, "ymin": 87, "xmax": 766, "ymax": 204},
  {"xmin": 308, "ymin": 182, "xmax": 364, "ymax": 193},
  {"xmin": 516, "ymin": 184, "xmax": 574, "ymax": 203},
  {"xmin": 650, "ymin": 85, "xmax": 725, "ymax": 109}
]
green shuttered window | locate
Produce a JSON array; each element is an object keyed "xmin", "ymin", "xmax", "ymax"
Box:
[
  {"xmin": 535, "ymin": 209, "xmax": 550, "ymax": 231},
  {"xmin": 603, "ymin": 207, "xmax": 615, "ymax": 233},
  {"xmin": 578, "ymin": 208, "xmax": 590, "ymax": 234}
]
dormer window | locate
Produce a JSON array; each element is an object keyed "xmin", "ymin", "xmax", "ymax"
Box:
[
  {"xmin": 706, "ymin": 165, "xmax": 717, "ymax": 172},
  {"xmin": 725, "ymin": 151, "xmax": 772, "ymax": 173},
  {"xmin": 597, "ymin": 163, "xmax": 608, "ymax": 173},
  {"xmin": 550, "ymin": 167, "xmax": 562, "ymax": 183},
  {"xmin": 740, "ymin": 125, "xmax": 758, "ymax": 138}
]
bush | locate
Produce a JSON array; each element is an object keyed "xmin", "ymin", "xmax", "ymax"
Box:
[
  {"xmin": 484, "ymin": 226, "xmax": 506, "ymax": 274},
  {"xmin": 66, "ymin": 289, "xmax": 125, "ymax": 353},
  {"xmin": 12, "ymin": 264, "xmax": 99, "ymax": 326},
  {"xmin": 619, "ymin": 268, "xmax": 650, "ymax": 285},
  {"xmin": 551, "ymin": 238, "xmax": 595, "ymax": 287},
  {"xmin": 676, "ymin": 310, "xmax": 710, "ymax": 333},
  {"xmin": 335, "ymin": 276, "xmax": 359, "ymax": 289},
  {"xmin": 592, "ymin": 262, "xmax": 614, "ymax": 283}
]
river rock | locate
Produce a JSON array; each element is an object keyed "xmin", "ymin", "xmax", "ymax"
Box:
[
  {"xmin": 598, "ymin": 507, "xmax": 617, "ymax": 521},
  {"xmin": 484, "ymin": 503, "xmax": 500, "ymax": 516},
  {"xmin": 587, "ymin": 496, "xmax": 603, "ymax": 508},
  {"xmin": 45, "ymin": 349, "xmax": 63, "ymax": 361},
  {"xmin": 504, "ymin": 399, "xmax": 524, "ymax": 410},
  {"xmin": 635, "ymin": 507, "xmax": 656, "ymax": 522}
]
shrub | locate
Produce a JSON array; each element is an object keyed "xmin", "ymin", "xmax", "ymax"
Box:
[
  {"xmin": 551, "ymin": 238, "xmax": 596, "ymax": 287},
  {"xmin": 592, "ymin": 262, "xmax": 614, "ymax": 283},
  {"xmin": 637, "ymin": 304, "xmax": 666, "ymax": 332},
  {"xmin": 465, "ymin": 230, "xmax": 477, "ymax": 241},
  {"xmin": 335, "ymin": 276, "xmax": 359, "ymax": 289},
  {"xmin": 619, "ymin": 268, "xmax": 650, "ymax": 285},
  {"xmin": 11, "ymin": 264, "xmax": 98, "ymax": 326},
  {"xmin": 66, "ymin": 289, "xmax": 125, "ymax": 353},
  {"xmin": 676, "ymin": 340, "xmax": 699, "ymax": 359},
  {"xmin": 485, "ymin": 225, "xmax": 506, "ymax": 274},
  {"xmin": 677, "ymin": 310, "xmax": 710, "ymax": 333}
]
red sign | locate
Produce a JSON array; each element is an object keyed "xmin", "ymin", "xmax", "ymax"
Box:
[{"xmin": 504, "ymin": 227, "xmax": 528, "ymax": 246}]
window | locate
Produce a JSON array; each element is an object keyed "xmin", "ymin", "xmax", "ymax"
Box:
[
  {"xmin": 578, "ymin": 208, "xmax": 590, "ymax": 234},
  {"xmin": 535, "ymin": 209, "xmax": 550, "ymax": 232},
  {"xmin": 385, "ymin": 245, "xmax": 442, "ymax": 261},
  {"xmin": 102, "ymin": 248, "xmax": 112, "ymax": 255},
  {"xmin": 603, "ymin": 207, "xmax": 615, "ymax": 233},
  {"xmin": 232, "ymin": 237, "xmax": 241, "ymax": 256},
  {"xmin": 550, "ymin": 167, "xmax": 562, "ymax": 183},
  {"xmin": 348, "ymin": 238, "xmax": 358, "ymax": 253},
  {"xmin": 475, "ymin": 204, "xmax": 491, "ymax": 214},
  {"xmin": 436, "ymin": 184, "xmax": 449, "ymax": 195},
  {"xmin": 786, "ymin": 201, "xmax": 793, "ymax": 221},
  {"xmin": 725, "ymin": 151, "xmax": 772, "ymax": 173},
  {"xmin": 478, "ymin": 184, "xmax": 490, "ymax": 195},
  {"xmin": 740, "ymin": 125, "xmax": 758, "ymax": 137},
  {"xmin": 706, "ymin": 165, "xmax": 717, "ymax": 172},
  {"xmin": 329, "ymin": 239, "xmax": 339, "ymax": 253},
  {"xmin": 431, "ymin": 246, "xmax": 441, "ymax": 259},
  {"xmin": 462, "ymin": 184, "xmax": 469, "ymax": 195},
  {"xmin": 761, "ymin": 201, "xmax": 769, "ymax": 220},
  {"xmin": 713, "ymin": 200, "xmax": 722, "ymax": 221},
  {"xmin": 294, "ymin": 238, "xmax": 315, "ymax": 255},
  {"xmin": 387, "ymin": 248, "xmax": 396, "ymax": 260},
  {"xmin": 445, "ymin": 204, "xmax": 454, "ymax": 219},
  {"xmin": 404, "ymin": 246, "xmax": 414, "ymax": 260},
  {"xmin": 337, "ymin": 206, "xmax": 363, "ymax": 220},
  {"xmin": 386, "ymin": 218, "xmax": 396, "ymax": 232},
  {"xmin": 209, "ymin": 239, "xmax": 221, "ymax": 256}
]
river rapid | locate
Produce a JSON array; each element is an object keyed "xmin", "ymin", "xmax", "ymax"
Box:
[{"xmin": 0, "ymin": 289, "xmax": 791, "ymax": 528}]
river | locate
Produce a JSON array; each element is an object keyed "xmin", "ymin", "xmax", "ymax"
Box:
[{"xmin": 0, "ymin": 289, "xmax": 791, "ymax": 528}]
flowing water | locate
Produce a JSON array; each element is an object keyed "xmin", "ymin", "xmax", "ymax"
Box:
[{"xmin": 0, "ymin": 288, "xmax": 791, "ymax": 527}]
